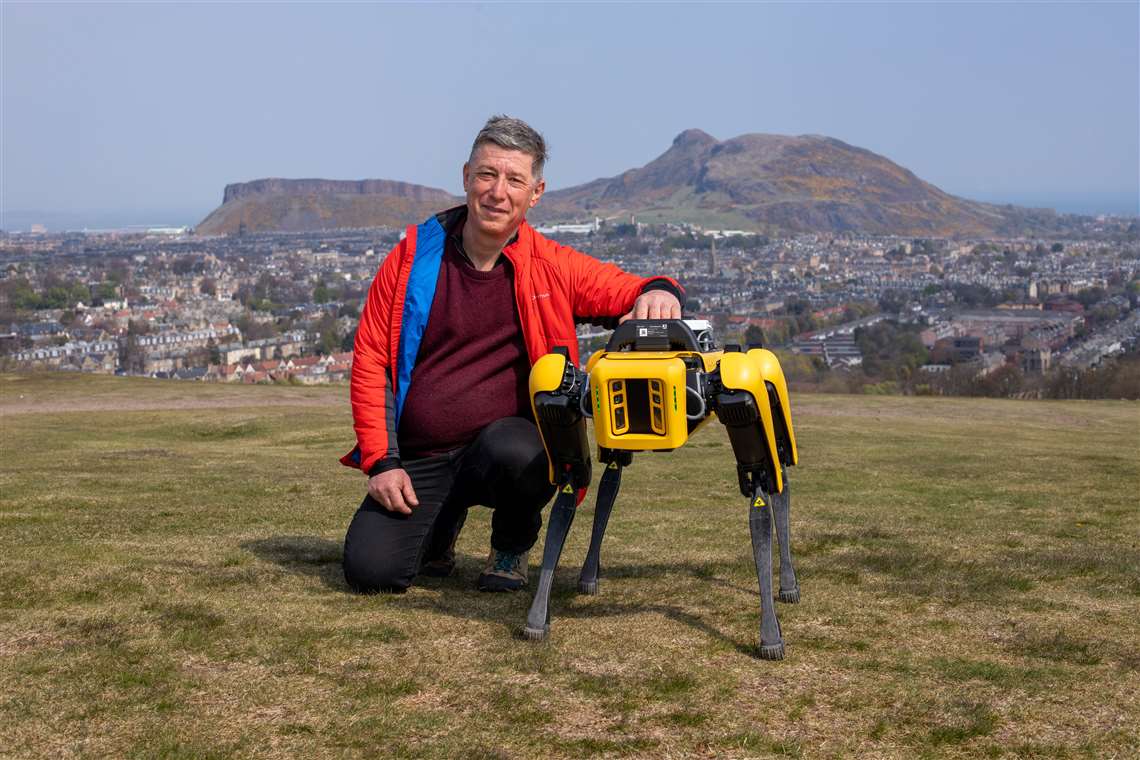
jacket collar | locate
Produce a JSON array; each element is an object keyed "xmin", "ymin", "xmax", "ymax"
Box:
[{"xmin": 433, "ymin": 204, "xmax": 527, "ymax": 266}]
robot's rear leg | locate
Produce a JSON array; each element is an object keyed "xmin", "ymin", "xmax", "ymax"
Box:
[
  {"xmin": 749, "ymin": 486, "xmax": 785, "ymax": 660},
  {"xmin": 578, "ymin": 462, "xmax": 623, "ymax": 595},
  {"xmin": 773, "ymin": 466, "xmax": 800, "ymax": 604},
  {"xmin": 523, "ymin": 486, "xmax": 578, "ymax": 641}
]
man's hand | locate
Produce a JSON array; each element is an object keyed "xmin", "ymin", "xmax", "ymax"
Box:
[
  {"xmin": 619, "ymin": 290, "xmax": 682, "ymax": 323},
  {"xmin": 368, "ymin": 468, "xmax": 419, "ymax": 515}
]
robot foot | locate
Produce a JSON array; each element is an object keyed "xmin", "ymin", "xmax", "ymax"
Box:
[
  {"xmin": 522, "ymin": 624, "xmax": 550, "ymax": 642},
  {"xmin": 758, "ymin": 641, "xmax": 785, "ymax": 660},
  {"xmin": 578, "ymin": 579, "xmax": 599, "ymax": 595}
]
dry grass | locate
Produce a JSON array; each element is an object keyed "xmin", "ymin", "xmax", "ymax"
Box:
[{"xmin": 1, "ymin": 373, "xmax": 1137, "ymax": 758}]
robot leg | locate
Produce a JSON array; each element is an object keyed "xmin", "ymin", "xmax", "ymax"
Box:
[
  {"xmin": 749, "ymin": 485, "xmax": 785, "ymax": 660},
  {"xmin": 773, "ymin": 465, "xmax": 800, "ymax": 604},
  {"xmin": 578, "ymin": 454, "xmax": 629, "ymax": 595},
  {"xmin": 523, "ymin": 484, "xmax": 578, "ymax": 641}
]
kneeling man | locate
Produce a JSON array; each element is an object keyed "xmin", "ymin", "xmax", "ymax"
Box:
[{"xmin": 340, "ymin": 115, "xmax": 683, "ymax": 592}]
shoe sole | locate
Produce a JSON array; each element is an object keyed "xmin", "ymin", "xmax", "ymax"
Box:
[
  {"xmin": 418, "ymin": 563, "xmax": 455, "ymax": 578},
  {"xmin": 477, "ymin": 574, "xmax": 526, "ymax": 592}
]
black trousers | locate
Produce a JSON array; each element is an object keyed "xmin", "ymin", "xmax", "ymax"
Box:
[{"xmin": 342, "ymin": 417, "xmax": 556, "ymax": 593}]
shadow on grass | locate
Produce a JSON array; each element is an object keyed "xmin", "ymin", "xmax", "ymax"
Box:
[
  {"xmin": 599, "ymin": 560, "xmax": 758, "ymax": 596},
  {"xmin": 242, "ymin": 536, "xmax": 775, "ymax": 656},
  {"xmin": 241, "ymin": 535, "xmax": 347, "ymax": 592},
  {"xmin": 413, "ymin": 558, "xmax": 769, "ymax": 657}
]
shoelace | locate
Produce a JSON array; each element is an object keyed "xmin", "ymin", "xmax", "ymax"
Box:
[{"xmin": 493, "ymin": 551, "xmax": 520, "ymax": 573}]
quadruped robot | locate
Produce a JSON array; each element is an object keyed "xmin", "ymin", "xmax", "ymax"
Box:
[{"xmin": 524, "ymin": 319, "xmax": 801, "ymax": 659}]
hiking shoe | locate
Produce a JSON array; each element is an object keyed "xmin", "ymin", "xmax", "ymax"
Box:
[
  {"xmin": 418, "ymin": 508, "xmax": 467, "ymax": 578},
  {"xmin": 477, "ymin": 549, "xmax": 529, "ymax": 592},
  {"xmin": 418, "ymin": 550, "xmax": 456, "ymax": 578}
]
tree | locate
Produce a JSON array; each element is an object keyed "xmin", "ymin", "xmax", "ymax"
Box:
[
  {"xmin": 783, "ymin": 296, "xmax": 810, "ymax": 316},
  {"xmin": 1087, "ymin": 302, "xmax": 1120, "ymax": 327},
  {"xmin": 315, "ymin": 313, "xmax": 339, "ymax": 355},
  {"xmin": 119, "ymin": 319, "xmax": 150, "ymax": 375},
  {"xmin": 712, "ymin": 312, "xmax": 730, "ymax": 339},
  {"xmin": 744, "ymin": 324, "xmax": 766, "ymax": 348},
  {"xmin": 313, "ymin": 281, "xmax": 333, "ymax": 304},
  {"xmin": 878, "ymin": 289, "xmax": 907, "ymax": 314},
  {"xmin": 93, "ymin": 281, "xmax": 119, "ymax": 303},
  {"xmin": 172, "ymin": 256, "xmax": 203, "ymax": 276},
  {"xmin": 1075, "ymin": 287, "xmax": 1107, "ymax": 308},
  {"xmin": 854, "ymin": 321, "xmax": 929, "ymax": 380},
  {"xmin": 977, "ymin": 364, "xmax": 1024, "ymax": 398},
  {"xmin": 340, "ymin": 327, "xmax": 357, "ymax": 353},
  {"xmin": 236, "ymin": 314, "xmax": 278, "ymax": 341},
  {"xmin": 951, "ymin": 283, "xmax": 999, "ymax": 308},
  {"xmin": 0, "ymin": 278, "xmax": 39, "ymax": 311}
]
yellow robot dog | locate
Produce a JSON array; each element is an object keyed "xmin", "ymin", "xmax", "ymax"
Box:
[{"xmin": 525, "ymin": 319, "xmax": 800, "ymax": 660}]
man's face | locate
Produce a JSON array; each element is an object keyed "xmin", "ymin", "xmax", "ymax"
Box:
[{"xmin": 463, "ymin": 144, "xmax": 545, "ymax": 239}]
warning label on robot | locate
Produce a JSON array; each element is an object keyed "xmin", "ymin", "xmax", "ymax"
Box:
[{"xmin": 637, "ymin": 323, "xmax": 668, "ymax": 339}]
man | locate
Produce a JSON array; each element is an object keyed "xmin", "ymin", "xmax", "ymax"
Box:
[{"xmin": 341, "ymin": 115, "xmax": 683, "ymax": 593}]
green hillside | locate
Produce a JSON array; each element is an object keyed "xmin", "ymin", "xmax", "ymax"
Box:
[{"xmin": 1, "ymin": 374, "xmax": 1137, "ymax": 758}]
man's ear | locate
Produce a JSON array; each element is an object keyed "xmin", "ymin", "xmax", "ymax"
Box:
[
  {"xmin": 529, "ymin": 178, "xmax": 546, "ymax": 209},
  {"xmin": 461, "ymin": 162, "xmax": 470, "ymax": 193}
]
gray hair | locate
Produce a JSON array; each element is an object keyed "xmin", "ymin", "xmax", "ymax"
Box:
[{"xmin": 469, "ymin": 115, "xmax": 548, "ymax": 180}]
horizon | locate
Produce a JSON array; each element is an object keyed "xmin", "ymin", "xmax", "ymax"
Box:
[
  {"xmin": 4, "ymin": 185, "xmax": 1138, "ymax": 235},
  {"xmin": 3, "ymin": 2, "xmax": 1138, "ymax": 231}
]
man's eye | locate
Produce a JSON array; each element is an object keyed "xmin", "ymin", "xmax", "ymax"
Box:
[
  {"xmin": 477, "ymin": 172, "xmax": 496, "ymax": 180},
  {"xmin": 509, "ymin": 178, "xmax": 527, "ymax": 188}
]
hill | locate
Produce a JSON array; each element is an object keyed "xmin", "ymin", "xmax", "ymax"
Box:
[
  {"xmin": 195, "ymin": 131, "xmax": 1075, "ymax": 236},
  {"xmin": 2, "ymin": 372, "xmax": 1137, "ymax": 757},
  {"xmin": 194, "ymin": 178, "xmax": 461, "ymax": 235},
  {"xmin": 536, "ymin": 129, "xmax": 1070, "ymax": 236}
]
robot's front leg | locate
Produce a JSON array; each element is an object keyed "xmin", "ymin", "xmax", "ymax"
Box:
[
  {"xmin": 748, "ymin": 482, "xmax": 785, "ymax": 660},
  {"xmin": 578, "ymin": 453, "xmax": 629, "ymax": 595},
  {"xmin": 525, "ymin": 349, "xmax": 591, "ymax": 641},
  {"xmin": 523, "ymin": 482, "xmax": 578, "ymax": 641},
  {"xmin": 773, "ymin": 465, "xmax": 800, "ymax": 604}
]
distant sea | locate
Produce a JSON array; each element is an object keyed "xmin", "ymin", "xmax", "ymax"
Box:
[
  {"xmin": 1, "ymin": 208, "xmax": 209, "ymax": 234},
  {"xmin": 3, "ymin": 192, "xmax": 1137, "ymax": 234},
  {"xmin": 966, "ymin": 192, "xmax": 1139, "ymax": 218}
]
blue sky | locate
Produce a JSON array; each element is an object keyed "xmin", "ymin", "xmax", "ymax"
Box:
[{"xmin": 2, "ymin": 1, "xmax": 1138, "ymax": 229}]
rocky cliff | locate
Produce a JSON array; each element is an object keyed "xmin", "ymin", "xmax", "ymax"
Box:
[{"xmin": 196, "ymin": 178, "xmax": 460, "ymax": 235}]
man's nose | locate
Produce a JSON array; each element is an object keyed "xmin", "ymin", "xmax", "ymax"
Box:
[{"xmin": 488, "ymin": 176, "xmax": 508, "ymax": 198}]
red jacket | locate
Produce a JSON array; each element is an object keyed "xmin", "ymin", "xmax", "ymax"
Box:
[{"xmin": 341, "ymin": 207, "xmax": 683, "ymax": 474}]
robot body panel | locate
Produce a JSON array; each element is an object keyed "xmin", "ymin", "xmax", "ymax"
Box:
[
  {"xmin": 529, "ymin": 352, "xmax": 591, "ymax": 488},
  {"xmin": 748, "ymin": 348, "xmax": 798, "ymax": 466},
  {"xmin": 589, "ymin": 353, "xmax": 689, "ymax": 451},
  {"xmin": 717, "ymin": 351, "xmax": 784, "ymax": 494}
]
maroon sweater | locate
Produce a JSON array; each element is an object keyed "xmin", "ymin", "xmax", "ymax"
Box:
[{"xmin": 396, "ymin": 237, "xmax": 532, "ymax": 457}]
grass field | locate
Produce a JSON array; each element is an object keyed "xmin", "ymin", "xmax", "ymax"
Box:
[{"xmin": 1, "ymin": 373, "xmax": 1137, "ymax": 759}]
